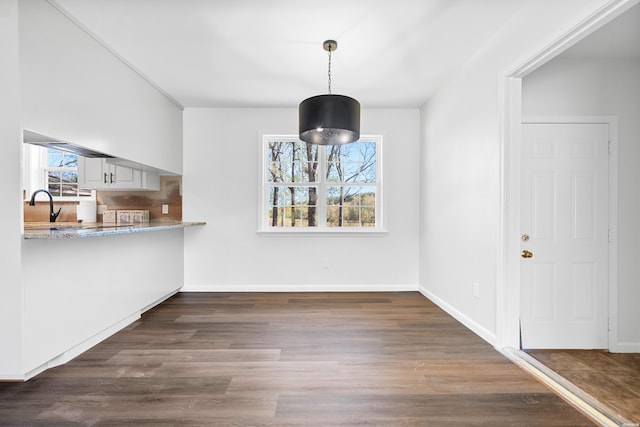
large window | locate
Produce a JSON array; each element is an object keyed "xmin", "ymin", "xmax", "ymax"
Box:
[{"xmin": 261, "ymin": 135, "xmax": 382, "ymax": 232}]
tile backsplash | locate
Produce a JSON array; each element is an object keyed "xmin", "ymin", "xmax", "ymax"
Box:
[
  {"xmin": 97, "ymin": 175, "xmax": 182, "ymax": 222},
  {"xmin": 24, "ymin": 201, "xmax": 79, "ymax": 223}
]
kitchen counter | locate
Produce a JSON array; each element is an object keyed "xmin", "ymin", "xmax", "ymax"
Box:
[{"xmin": 23, "ymin": 221, "xmax": 205, "ymax": 239}]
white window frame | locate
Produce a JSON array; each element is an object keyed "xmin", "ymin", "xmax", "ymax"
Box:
[
  {"xmin": 258, "ymin": 134, "xmax": 384, "ymax": 235},
  {"xmin": 23, "ymin": 144, "xmax": 95, "ymax": 202}
]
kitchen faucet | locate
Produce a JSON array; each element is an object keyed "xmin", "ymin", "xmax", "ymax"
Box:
[{"xmin": 29, "ymin": 189, "xmax": 61, "ymax": 222}]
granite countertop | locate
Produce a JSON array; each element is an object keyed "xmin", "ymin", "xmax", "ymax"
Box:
[{"xmin": 23, "ymin": 221, "xmax": 206, "ymax": 239}]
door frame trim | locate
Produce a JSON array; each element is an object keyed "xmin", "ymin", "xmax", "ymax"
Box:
[{"xmin": 496, "ymin": 0, "xmax": 637, "ymax": 350}]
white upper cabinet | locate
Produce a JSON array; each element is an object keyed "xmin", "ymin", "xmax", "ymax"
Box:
[
  {"xmin": 20, "ymin": 0, "xmax": 183, "ymax": 175},
  {"xmin": 79, "ymin": 157, "xmax": 160, "ymax": 191}
]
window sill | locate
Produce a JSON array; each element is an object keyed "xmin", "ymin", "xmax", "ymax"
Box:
[{"xmin": 257, "ymin": 229, "xmax": 388, "ymax": 237}]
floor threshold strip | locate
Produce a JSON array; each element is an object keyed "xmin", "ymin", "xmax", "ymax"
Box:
[{"xmin": 501, "ymin": 347, "xmax": 638, "ymax": 427}]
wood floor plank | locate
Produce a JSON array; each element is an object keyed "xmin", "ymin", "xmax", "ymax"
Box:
[
  {"xmin": 39, "ymin": 395, "xmax": 278, "ymax": 423},
  {"xmin": 275, "ymin": 393, "xmax": 590, "ymax": 425},
  {"xmin": 527, "ymin": 349, "xmax": 640, "ymax": 423},
  {"xmin": 107, "ymin": 349, "xmax": 282, "ymax": 363},
  {"xmin": 0, "ymin": 292, "xmax": 596, "ymax": 425}
]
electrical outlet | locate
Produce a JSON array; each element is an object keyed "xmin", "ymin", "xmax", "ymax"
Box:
[
  {"xmin": 472, "ymin": 282, "xmax": 480, "ymax": 299},
  {"xmin": 323, "ymin": 258, "xmax": 329, "ymax": 269},
  {"xmin": 97, "ymin": 204, "xmax": 107, "ymax": 214},
  {"xmin": 162, "ymin": 204, "xmax": 169, "ymax": 214}
]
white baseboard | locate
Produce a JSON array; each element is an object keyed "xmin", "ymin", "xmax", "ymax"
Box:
[
  {"xmin": 141, "ymin": 289, "xmax": 179, "ymax": 313},
  {"xmin": 0, "ymin": 372, "xmax": 27, "ymax": 381},
  {"xmin": 180, "ymin": 283, "xmax": 418, "ymax": 292},
  {"xmin": 610, "ymin": 341, "xmax": 640, "ymax": 353},
  {"xmin": 418, "ymin": 286, "xmax": 497, "ymax": 347}
]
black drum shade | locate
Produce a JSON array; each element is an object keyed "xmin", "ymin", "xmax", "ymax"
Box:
[{"xmin": 299, "ymin": 94, "xmax": 360, "ymax": 146}]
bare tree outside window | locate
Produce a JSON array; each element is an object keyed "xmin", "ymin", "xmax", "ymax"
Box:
[
  {"xmin": 306, "ymin": 143, "xmax": 320, "ymax": 226},
  {"xmin": 267, "ymin": 141, "xmax": 318, "ymax": 227},
  {"xmin": 264, "ymin": 136, "xmax": 380, "ymax": 230},
  {"xmin": 326, "ymin": 142, "xmax": 376, "ymax": 227},
  {"xmin": 46, "ymin": 148, "xmax": 92, "ymax": 198}
]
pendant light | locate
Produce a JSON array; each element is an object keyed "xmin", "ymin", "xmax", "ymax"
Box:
[{"xmin": 299, "ymin": 40, "xmax": 360, "ymax": 146}]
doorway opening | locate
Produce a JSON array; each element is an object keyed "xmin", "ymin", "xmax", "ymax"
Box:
[{"xmin": 497, "ymin": 0, "xmax": 637, "ymax": 353}]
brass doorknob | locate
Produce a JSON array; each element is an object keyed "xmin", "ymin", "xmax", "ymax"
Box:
[{"xmin": 521, "ymin": 250, "xmax": 533, "ymax": 259}]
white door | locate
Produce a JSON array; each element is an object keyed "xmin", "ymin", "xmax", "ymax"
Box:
[{"xmin": 520, "ymin": 123, "xmax": 609, "ymax": 349}]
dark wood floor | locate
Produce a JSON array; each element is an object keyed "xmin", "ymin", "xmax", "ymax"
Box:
[
  {"xmin": 527, "ymin": 349, "xmax": 640, "ymax": 424},
  {"xmin": 0, "ymin": 292, "xmax": 595, "ymax": 426}
]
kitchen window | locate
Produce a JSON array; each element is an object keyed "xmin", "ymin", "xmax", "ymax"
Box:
[
  {"xmin": 260, "ymin": 135, "xmax": 382, "ymax": 233},
  {"xmin": 24, "ymin": 145, "xmax": 93, "ymax": 201}
]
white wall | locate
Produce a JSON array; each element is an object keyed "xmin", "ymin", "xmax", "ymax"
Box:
[
  {"xmin": 183, "ymin": 108, "xmax": 420, "ymax": 291},
  {"xmin": 0, "ymin": 0, "xmax": 25, "ymax": 379},
  {"xmin": 522, "ymin": 57, "xmax": 640, "ymax": 348},
  {"xmin": 0, "ymin": 0, "xmax": 187, "ymax": 380},
  {"xmin": 419, "ymin": 0, "xmax": 612, "ymax": 346},
  {"xmin": 19, "ymin": 0, "xmax": 183, "ymax": 174}
]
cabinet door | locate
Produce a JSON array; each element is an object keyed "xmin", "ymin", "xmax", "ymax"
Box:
[
  {"xmin": 79, "ymin": 158, "xmax": 158, "ymax": 190},
  {"xmin": 110, "ymin": 163, "xmax": 142, "ymax": 188},
  {"xmin": 78, "ymin": 157, "xmax": 109, "ymax": 189}
]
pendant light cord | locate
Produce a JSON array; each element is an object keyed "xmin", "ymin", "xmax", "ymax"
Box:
[{"xmin": 327, "ymin": 46, "xmax": 332, "ymax": 95}]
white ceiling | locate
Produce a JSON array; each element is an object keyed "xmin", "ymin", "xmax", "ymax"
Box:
[{"xmin": 51, "ymin": 0, "xmax": 640, "ymax": 109}]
